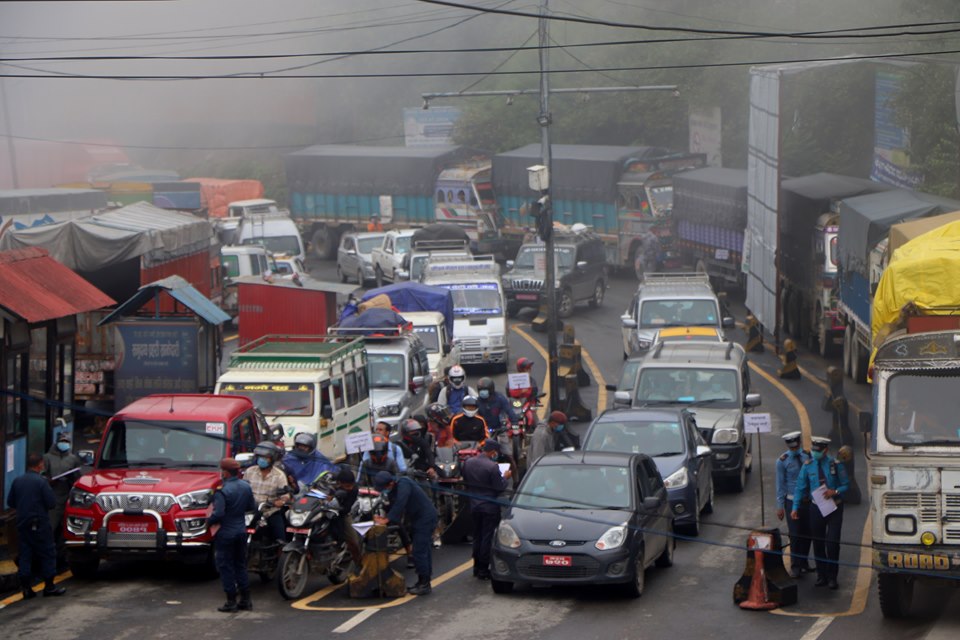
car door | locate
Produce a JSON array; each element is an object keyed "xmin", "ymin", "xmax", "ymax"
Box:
[
  {"xmin": 687, "ymin": 414, "xmax": 711, "ymax": 510},
  {"xmin": 339, "ymin": 236, "xmax": 355, "ymax": 273},
  {"xmin": 633, "ymin": 462, "xmax": 653, "ymax": 566},
  {"xmin": 623, "ymin": 292, "xmax": 639, "ymax": 355},
  {"xmin": 641, "ymin": 458, "xmax": 670, "ymax": 560}
]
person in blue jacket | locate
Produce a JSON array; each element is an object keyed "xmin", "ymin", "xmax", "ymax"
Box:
[
  {"xmin": 373, "ymin": 471, "xmax": 438, "ymax": 595},
  {"xmin": 476, "ymin": 377, "xmax": 518, "ymax": 433},
  {"xmin": 7, "ymin": 453, "xmax": 65, "ymax": 599},
  {"xmin": 210, "ymin": 457, "xmax": 257, "ymax": 612},
  {"xmin": 282, "ymin": 432, "xmax": 336, "ymax": 488},
  {"xmin": 791, "ymin": 436, "xmax": 849, "ymax": 590},
  {"xmin": 776, "ymin": 431, "xmax": 812, "ymax": 578}
]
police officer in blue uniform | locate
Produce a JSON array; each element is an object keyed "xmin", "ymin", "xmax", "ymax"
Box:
[
  {"xmin": 776, "ymin": 431, "xmax": 812, "ymax": 578},
  {"xmin": 791, "ymin": 436, "xmax": 849, "ymax": 589},
  {"xmin": 372, "ymin": 471, "xmax": 438, "ymax": 595},
  {"xmin": 6, "ymin": 453, "xmax": 66, "ymax": 599},
  {"xmin": 210, "ymin": 457, "xmax": 257, "ymax": 612}
]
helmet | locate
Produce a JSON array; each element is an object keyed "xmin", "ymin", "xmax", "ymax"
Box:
[
  {"xmin": 462, "ymin": 395, "xmax": 479, "ymax": 418},
  {"xmin": 293, "ymin": 432, "xmax": 316, "ymax": 451},
  {"xmin": 371, "ymin": 434, "xmax": 390, "ymax": 458},
  {"xmin": 516, "ymin": 357, "xmax": 534, "ymax": 372},
  {"xmin": 253, "ymin": 441, "xmax": 281, "ymax": 463},
  {"xmin": 314, "ymin": 470, "xmax": 337, "ymax": 491},
  {"xmin": 448, "ymin": 365, "xmax": 466, "ymax": 389},
  {"xmin": 401, "ymin": 419, "xmax": 423, "ymax": 438},
  {"xmin": 477, "ymin": 377, "xmax": 495, "ymax": 393},
  {"xmin": 427, "ymin": 402, "xmax": 451, "ymax": 425}
]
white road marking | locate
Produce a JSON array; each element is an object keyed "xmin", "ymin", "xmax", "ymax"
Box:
[
  {"xmin": 332, "ymin": 608, "xmax": 379, "ymax": 633},
  {"xmin": 799, "ymin": 616, "xmax": 835, "ymax": 640}
]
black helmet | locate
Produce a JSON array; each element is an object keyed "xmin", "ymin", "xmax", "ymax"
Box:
[
  {"xmin": 254, "ymin": 441, "xmax": 281, "ymax": 462},
  {"xmin": 477, "ymin": 377, "xmax": 495, "ymax": 392},
  {"xmin": 371, "ymin": 434, "xmax": 390, "ymax": 455},
  {"xmin": 427, "ymin": 402, "xmax": 451, "ymax": 424},
  {"xmin": 293, "ymin": 432, "xmax": 316, "ymax": 451},
  {"xmin": 401, "ymin": 419, "xmax": 423, "ymax": 438}
]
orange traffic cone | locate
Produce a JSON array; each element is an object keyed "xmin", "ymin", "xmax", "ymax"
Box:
[{"xmin": 739, "ymin": 537, "xmax": 777, "ymax": 610}]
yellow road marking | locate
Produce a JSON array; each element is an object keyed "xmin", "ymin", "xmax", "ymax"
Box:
[
  {"xmin": 225, "ymin": 333, "xmax": 238, "ymax": 343},
  {"xmin": 291, "ymin": 559, "xmax": 473, "ymax": 611},
  {"xmin": 510, "ymin": 325, "xmax": 551, "ymax": 422},
  {"xmin": 748, "ymin": 361, "xmax": 813, "ymax": 451},
  {"xmin": 579, "ymin": 346, "xmax": 607, "ymax": 413},
  {"xmin": 0, "ymin": 571, "xmax": 71, "ymax": 609}
]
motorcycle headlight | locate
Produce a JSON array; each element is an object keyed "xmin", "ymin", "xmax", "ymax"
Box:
[
  {"xmin": 378, "ymin": 404, "xmax": 402, "ymax": 417},
  {"xmin": 595, "ymin": 524, "xmax": 628, "ymax": 550},
  {"xmin": 663, "ymin": 467, "xmax": 688, "ymax": 489},
  {"xmin": 496, "ymin": 523, "xmax": 521, "ymax": 549},
  {"xmin": 288, "ymin": 511, "xmax": 308, "ymax": 527},
  {"xmin": 176, "ymin": 489, "xmax": 213, "ymax": 510},
  {"xmin": 712, "ymin": 428, "xmax": 739, "ymax": 445},
  {"xmin": 69, "ymin": 488, "xmax": 96, "ymax": 509}
]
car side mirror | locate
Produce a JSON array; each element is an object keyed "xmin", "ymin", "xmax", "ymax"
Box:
[
  {"xmin": 621, "ymin": 315, "xmax": 637, "ymax": 329},
  {"xmin": 412, "ymin": 375, "xmax": 427, "ymax": 390},
  {"xmin": 695, "ymin": 445, "xmax": 712, "ymax": 458},
  {"xmin": 576, "ymin": 260, "xmax": 588, "ymax": 270},
  {"xmin": 642, "ymin": 496, "xmax": 660, "ymax": 511},
  {"xmin": 859, "ymin": 410, "xmax": 873, "ymax": 433},
  {"xmin": 613, "ymin": 390, "xmax": 632, "ymax": 407},
  {"xmin": 745, "ymin": 393, "xmax": 761, "ymax": 408},
  {"xmin": 321, "ymin": 406, "xmax": 334, "ymax": 420},
  {"xmin": 722, "ymin": 316, "xmax": 735, "ymax": 328},
  {"xmin": 505, "ymin": 260, "xmax": 514, "ymax": 270},
  {"xmin": 561, "ymin": 446, "xmax": 576, "ymax": 452},
  {"xmin": 78, "ymin": 449, "xmax": 95, "ymax": 466}
]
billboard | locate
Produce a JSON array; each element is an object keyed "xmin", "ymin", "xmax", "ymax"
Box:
[
  {"xmin": 114, "ymin": 321, "xmax": 199, "ymax": 409},
  {"xmin": 871, "ymin": 70, "xmax": 924, "ymax": 189},
  {"xmin": 689, "ymin": 106, "xmax": 722, "ymax": 167},
  {"xmin": 403, "ymin": 106, "xmax": 461, "ymax": 147}
]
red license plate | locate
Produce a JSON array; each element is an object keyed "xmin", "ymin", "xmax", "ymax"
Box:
[
  {"xmin": 108, "ymin": 519, "xmax": 156, "ymax": 534},
  {"xmin": 286, "ymin": 527, "xmax": 310, "ymax": 535},
  {"xmin": 516, "ymin": 294, "xmax": 538, "ymax": 301},
  {"xmin": 542, "ymin": 555, "xmax": 572, "ymax": 566}
]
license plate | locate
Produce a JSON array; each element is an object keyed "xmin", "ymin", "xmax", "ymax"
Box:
[
  {"xmin": 108, "ymin": 520, "xmax": 155, "ymax": 534},
  {"xmin": 542, "ymin": 555, "xmax": 572, "ymax": 566},
  {"xmin": 286, "ymin": 527, "xmax": 310, "ymax": 535},
  {"xmin": 516, "ymin": 294, "xmax": 538, "ymax": 301}
]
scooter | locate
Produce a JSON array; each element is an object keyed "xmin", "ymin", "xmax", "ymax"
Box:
[{"xmin": 509, "ymin": 390, "xmax": 546, "ymax": 435}]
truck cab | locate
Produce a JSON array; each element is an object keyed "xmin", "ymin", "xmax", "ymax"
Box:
[
  {"xmin": 402, "ymin": 310, "xmax": 461, "ymax": 380},
  {"xmin": 215, "ymin": 335, "xmax": 370, "ymax": 458},
  {"xmin": 434, "ymin": 163, "xmax": 507, "ymax": 256},
  {"xmin": 63, "ymin": 394, "xmax": 263, "ymax": 578},
  {"xmin": 217, "ymin": 198, "xmax": 288, "ymax": 244}
]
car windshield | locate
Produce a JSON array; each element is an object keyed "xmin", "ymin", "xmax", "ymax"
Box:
[
  {"xmin": 395, "ymin": 236, "xmax": 412, "ymax": 253},
  {"xmin": 585, "ymin": 420, "xmax": 684, "ymax": 457},
  {"xmin": 638, "ymin": 299, "xmax": 719, "ymax": 329},
  {"xmin": 218, "ymin": 383, "xmax": 314, "ymax": 417},
  {"xmin": 513, "ymin": 245, "xmax": 575, "ymax": 274},
  {"xmin": 367, "ymin": 353, "xmax": 406, "ymax": 389},
  {"xmin": 243, "ymin": 235, "xmax": 300, "ymax": 256},
  {"xmin": 440, "ymin": 283, "xmax": 502, "ymax": 316},
  {"xmin": 411, "ymin": 325, "xmax": 440, "ymax": 352},
  {"xmin": 516, "ymin": 464, "xmax": 631, "ymax": 510},
  {"xmin": 358, "ymin": 236, "xmax": 383, "ymax": 253},
  {"xmin": 885, "ymin": 373, "xmax": 960, "ymax": 446},
  {"xmin": 635, "ymin": 368, "xmax": 739, "ymax": 408},
  {"xmin": 99, "ymin": 420, "xmax": 225, "ymax": 468}
]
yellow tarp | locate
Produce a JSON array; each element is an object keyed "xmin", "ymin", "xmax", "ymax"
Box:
[
  {"xmin": 888, "ymin": 209, "xmax": 960, "ymax": 254},
  {"xmin": 872, "ymin": 219, "xmax": 960, "ymax": 348}
]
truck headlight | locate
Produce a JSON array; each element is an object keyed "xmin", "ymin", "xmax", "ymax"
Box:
[
  {"xmin": 712, "ymin": 428, "xmax": 739, "ymax": 445},
  {"xmin": 378, "ymin": 404, "xmax": 402, "ymax": 417},
  {"xmin": 663, "ymin": 467, "xmax": 688, "ymax": 489},
  {"xmin": 176, "ymin": 489, "xmax": 213, "ymax": 510},
  {"xmin": 488, "ymin": 335, "xmax": 505, "ymax": 347},
  {"xmin": 69, "ymin": 488, "xmax": 96, "ymax": 508},
  {"xmin": 885, "ymin": 515, "xmax": 917, "ymax": 535}
]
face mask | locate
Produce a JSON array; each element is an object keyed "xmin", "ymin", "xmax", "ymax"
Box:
[
  {"xmin": 555, "ymin": 424, "xmax": 565, "ymax": 432},
  {"xmin": 463, "ymin": 407, "xmax": 478, "ymax": 417},
  {"xmin": 479, "ymin": 390, "xmax": 490, "ymax": 399},
  {"xmin": 257, "ymin": 457, "xmax": 271, "ymax": 469},
  {"xmin": 811, "ymin": 450, "xmax": 824, "ymax": 461},
  {"xmin": 57, "ymin": 442, "xmax": 70, "ymax": 453}
]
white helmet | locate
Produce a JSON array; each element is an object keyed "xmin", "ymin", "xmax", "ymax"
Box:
[
  {"xmin": 462, "ymin": 395, "xmax": 479, "ymax": 418},
  {"xmin": 448, "ymin": 365, "xmax": 466, "ymax": 389}
]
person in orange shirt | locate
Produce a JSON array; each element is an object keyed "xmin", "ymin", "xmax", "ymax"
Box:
[{"xmin": 367, "ymin": 215, "xmax": 384, "ymax": 232}]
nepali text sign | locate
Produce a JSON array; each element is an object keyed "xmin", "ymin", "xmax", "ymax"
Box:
[{"xmin": 114, "ymin": 321, "xmax": 199, "ymax": 409}]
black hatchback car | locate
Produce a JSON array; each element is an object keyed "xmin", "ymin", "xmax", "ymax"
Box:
[{"xmin": 490, "ymin": 451, "xmax": 674, "ymax": 598}]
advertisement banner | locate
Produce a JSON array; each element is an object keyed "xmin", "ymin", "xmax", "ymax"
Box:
[
  {"xmin": 114, "ymin": 322, "xmax": 199, "ymax": 409},
  {"xmin": 871, "ymin": 70, "xmax": 924, "ymax": 189},
  {"xmin": 403, "ymin": 106, "xmax": 461, "ymax": 147}
]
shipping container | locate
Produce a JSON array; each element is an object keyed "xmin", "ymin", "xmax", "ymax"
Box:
[
  {"xmin": 184, "ymin": 177, "xmax": 265, "ymax": 219},
  {"xmin": 236, "ymin": 277, "xmax": 356, "ymax": 346}
]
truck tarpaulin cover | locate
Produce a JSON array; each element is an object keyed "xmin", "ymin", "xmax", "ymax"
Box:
[
  {"xmin": 285, "ymin": 145, "xmax": 475, "ymax": 197},
  {"xmin": 337, "ymin": 307, "xmax": 409, "ymax": 335},
  {"xmin": 779, "ymin": 173, "xmax": 891, "ymax": 237},
  {"xmin": 183, "ymin": 178, "xmax": 264, "ymax": 219},
  {"xmin": 872, "ymin": 220, "xmax": 960, "ymax": 348},
  {"xmin": 837, "ymin": 189, "xmax": 960, "ymax": 277},
  {"xmin": 412, "ymin": 223, "xmax": 470, "ymax": 245},
  {"xmin": 340, "ymin": 282, "xmax": 454, "ymax": 338},
  {"xmin": 673, "ymin": 168, "xmax": 747, "ymax": 228},
  {"xmin": 0, "ymin": 188, "xmax": 108, "ymax": 216},
  {"xmin": 492, "ymin": 144, "xmax": 668, "ymax": 202}
]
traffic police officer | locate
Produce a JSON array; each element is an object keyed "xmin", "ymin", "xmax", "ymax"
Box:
[
  {"xmin": 791, "ymin": 436, "xmax": 849, "ymax": 590},
  {"xmin": 372, "ymin": 471, "xmax": 438, "ymax": 595},
  {"xmin": 461, "ymin": 440, "xmax": 511, "ymax": 579},
  {"xmin": 210, "ymin": 457, "xmax": 256, "ymax": 612},
  {"xmin": 775, "ymin": 431, "xmax": 812, "ymax": 577}
]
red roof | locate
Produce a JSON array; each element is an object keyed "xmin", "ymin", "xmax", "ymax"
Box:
[{"xmin": 0, "ymin": 247, "xmax": 115, "ymax": 322}]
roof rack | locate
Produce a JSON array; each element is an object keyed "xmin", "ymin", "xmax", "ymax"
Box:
[
  {"xmin": 412, "ymin": 238, "xmax": 470, "ymax": 251},
  {"xmin": 229, "ymin": 334, "xmax": 365, "ymax": 369},
  {"xmin": 639, "ymin": 272, "xmax": 711, "ymax": 286}
]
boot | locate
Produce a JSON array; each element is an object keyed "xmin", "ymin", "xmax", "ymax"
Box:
[
  {"xmin": 20, "ymin": 576, "xmax": 36, "ymax": 600},
  {"xmin": 42, "ymin": 578, "xmax": 66, "ymax": 597},
  {"xmin": 407, "ymin": 576, "xmax": 432, "ymax": 596},
  {"xmin": 238, "ymin": 590, "xmax": 253, "ymax": 611},
  {"xmin": 218, "ymin": 592, "xmax": 239, "ymax": 613},
  {"xmin": 405, "ymin": 547, "xmax": 416, "ymax": 569}
]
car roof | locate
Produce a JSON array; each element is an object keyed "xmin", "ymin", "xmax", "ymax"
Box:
[
  {"xmin": 115, "ymin": 394, "xmax": 254, "ymax": 421},
  {"xmin": 642, "ymin": 340, "xmax": 745, "ymax": 366},
  {"xmin": 637, "ymin": 283, "xmax": 717, "ymax": 299},
  {"xmin": 535, "ymin": 450, "xmax": 650, "ymax": 467}
]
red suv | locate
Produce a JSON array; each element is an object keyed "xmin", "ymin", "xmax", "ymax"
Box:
[{"xmin": 64, "ymin": 394, "xmax": 263, "ymax": 577}]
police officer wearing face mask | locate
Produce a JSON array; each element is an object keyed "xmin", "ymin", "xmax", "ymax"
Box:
[
  {"xmin": 476, "ymin": 377, "xmax": 518, "ymax": 434},
  {"xmin": 776, "ymin": 431, "xmax": 812, "ymax": 578},
  {"xmin": 43, "ymin": 432, "xmax": 82, "ymax": 572},
  {"xmin": 791, "ymin": 436, "xmax": 849, "ymax": 590}
]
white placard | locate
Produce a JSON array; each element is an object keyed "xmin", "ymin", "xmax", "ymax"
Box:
[
  {"xmin": 812, "ymin": 484, "xmax": 838, "ymax": 517},
  {"xmin": 345, "ymin": 431, "xmax": 375, "ymax": 454},
  {"xmin": 498, "ymin": 463, "xmax": 511, "ymax": 477},
  {"xmin": 5, "ymin": 443, "xmax": 14, "ymax": 473},
  {"xmin": 507, "ymin": 372, "xmax": 531, "ymax": 391},
  {"xmin": 743, "ymin": 413, "xmax": 772, "ymax": 433},
  {"xmin": 352, "ymin": 521, "xmax": 375, "ymax": 538},
  {"xmin": 715, "ymin": 248, "xmax": 729, "ymax": 261}
]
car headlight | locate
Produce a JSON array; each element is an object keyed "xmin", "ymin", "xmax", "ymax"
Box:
[
  {"xmin": 496, "ymin": 523, "xmax": 522, "ymax": 549},
  {"xmin": 378, "ymin": 404, "xmax": 402, "ymax": 417},
  {"xmin": 288, "ymin": 511, "xmax": 309, "ymax": 527},
  {"xmin": 712, "ymin": 428, "xmax": 739, "ymax": 445},
  {"xmin": 885, "ymin": 515, "xmax": 916, "ymax": 535},
  {"xmin": 595, "ymin": 524, "xmax": 628, "ymax": 550},
  {"xmin": 636, "ymin": 338, "xmax": 653, "ymax": 350},
  {"xmin": 663, "ymin": 467, "xmax": 688, "ymax": 489},
  {"xmin": 176, "ymin": 489, "xmax": 213, "ymax": 510},
  {"xmin": 69, "ymin": 488, "xmax": 96, "ymax": 509}
]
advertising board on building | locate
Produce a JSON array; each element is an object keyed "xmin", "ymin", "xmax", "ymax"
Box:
[{"xmin": 114, "ymin": 321, "xmax": 199, "ymax": 409}]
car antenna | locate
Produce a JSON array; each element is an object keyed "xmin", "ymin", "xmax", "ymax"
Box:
[{"xmin": 169, "ymin": 396, "xmax": 175, "ymax": 413}]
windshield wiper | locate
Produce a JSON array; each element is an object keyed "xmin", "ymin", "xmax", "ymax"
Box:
[{"xmin": 653, "ymin": 451, "xmax": 685, "ymax": 457}]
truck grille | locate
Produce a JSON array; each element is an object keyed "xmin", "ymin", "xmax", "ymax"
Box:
[
  {"xmin": 458, "ymin": 338, "xmax": 484, "ymax": 352},
  {"xmin": 96, "ymin": 493, "xmax": 176, "ymax": 514},
  {"xmin": 882, "ymin": 493, "xmax": 939, "ymax": 524}
]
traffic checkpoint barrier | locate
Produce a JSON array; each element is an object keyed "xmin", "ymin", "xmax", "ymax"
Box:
[
  {"xmin": 348, "ymin": 523, "xmax": 407, "ymax": 598},
  {"xmin": 733, "ymin": 528, "xmax": 797, "ymax": 610},
  {"xmin": 531, "ymin": 303, "xmax": 563, "ymax": 334},
  {"xmin": 557, "ymin": 325, "xmax": 592, "ymax": 421},
  {"xmin": 744, "ymin": 314, "xmax": 764, "ymax": 353},
  {"xmin": 778, "ymin": 339, "xmax": 800, "ymax": 379}
]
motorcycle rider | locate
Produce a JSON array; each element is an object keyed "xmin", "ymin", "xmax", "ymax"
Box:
[
  {"xmin": 436, "ymin": 365, "xmax": 477, "ymax": 415},
  {"xmin": 358, "ymin": 435, "xmax": 401, "ymax": 486},
  {"xmin": 425, "ymin": 403, "xmax": 454, "ymax": 447},
  {"xmin": 450, "ymin": 395, "xmax": 489, "ymax": 444},
  {"xmin": 282, "ymin": 432, "xmax": 337, "ymax": 489},
  {"xmin": 362, "ymin": 421, "xmax": 407, "ymax": 472},
  {"xmin": 328, "ymin": 467, "xmax": 363, "ymax": 566},
  {"xmin": 511, "ymin": 357, "xmax": 539, "ymax": 401},
  {"xmin": 242, "ymin": 441, "xmax": 291, "ymax": 544},
  {"xmin": 476, "ymin": 377, "xmax": 518, "ymax": 435},
  {"xmin": 398, "ymin": 419, "xmax": 437, "ymax": 478}
]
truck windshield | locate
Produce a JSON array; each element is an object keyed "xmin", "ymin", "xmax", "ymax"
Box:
[
  {"xmin": 638, "ymin": 299, "xmax": 719, "ymax": 329},
  {"xmin": 636, "ymin": 368, "xmax": 739, "ymax": 408},
  {"xmin": 368, "ymin": 354, "xmax": 406, "ymax": 389},
  {"xmin": 646, "ymin": 185, "xmax": 674, "ymax": 216},
  {"xmin": 885, "ymin": 373, "xmax": 960, "ymax": 446},
  {"xmin": 219, "ymin": 383, "xmax": 314, "ymax": 417},
  {"xmin": 441, "ymin": 283, "xmax": 503, "ymax": 316},
  {"xmin": 99, "ymin": 420, "xmax": 225, "ymax": 468},
  {"xmin": 243, "ymin": 236, "xmax": 300, "ymax": 256}
]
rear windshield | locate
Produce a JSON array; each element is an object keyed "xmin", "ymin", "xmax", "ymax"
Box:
[
  {"xmin": 584, "ymin": 420, "xmax": 684, "ymax": 457},
  {"xmin": 638, "ymin": 299, "xmax": 719, "ymax": 329},
  {"xmin": 358, "ymin": 236, "xmax": 383, "ymax": 253},
  {"xmin": 99, "ymin": 420, "xmax": 226, "ymax": 468}
]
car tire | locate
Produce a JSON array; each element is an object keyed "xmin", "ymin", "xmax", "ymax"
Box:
[
  {"xmin": 588, "ymin": 280, "xmax": 605, "ymax": 308},
  {"xmin": 655, "ymin": 536, "xmax": 675, "ymax": 568},
  {"xmin": 337, "ymin": 264, "xmax": 347, "ymax": 283},
  {"xmin": 728, "ymin": 462, "xmax": 747, "ymax": 493},
  {"xmin": 624, "ymin": 550, "xmax": 645, "ymax": 598},
  {"xmin": 702, "ymin": 479, "xmax": 714, "ymax": 514},
  {"xmin": 558, "ymin": 288, "xmax": 574, "ymax": 318},
  {"xmin": 491, "ymin": 579, "xmax": 514, "ymax": 594},
  {"xmin": 375, "ymin": 265, "xmax": 385, "ymax": 288}
]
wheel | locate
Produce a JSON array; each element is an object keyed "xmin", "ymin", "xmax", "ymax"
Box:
[
  {"xmin": 624, "ymin": 549, "xmax": 645, "ymax": 598},
  {"xmin": 375, "ymin": 265, "xmax": 385, "ymax": 287},
  {"xmin": 842, "ymin": 325, "xmax": 853, "ymax": 377},
  {"xmin": 655, "ymin": 535, "xmax": 675, "ymax": 568},
  {"xmin": 506, "ymin": 303, "xmax": 520, "ymax": 319},
  {"xmin": 327, "ymin": 548, "xmax": 353, "ymax": 585},
  {"xmin": 878, "ymin": 573, "xmax": 913, "ymax": 618},
  {"xmin": 491, "ymin": 579, "xmax": 514, "ymax": 594},
  {"xmin": 589, "ymin": 280, "xmax": 605, "ymax": 308},
  {"xmin": 337, "ymin": 264, "xmax": 347, "ymax": 283},
  {"xmin": 311, "ymin": 227, "xmax": 335, "ymax": 260},
  {"xmin": 558, "ymin": 288, "xmax": 574, "ymax": 318},
  {"xmin": 277, "ymin": 550, "xmax": 309, "ymax": 600},
  {"xmin": 728, "ymin": 461, "xmax": 747, "ymax": 493},
  {"xmin": 851, "ymin": 337, "xmax": 868, "ymax": 384},
  {"xmin": 356, "ymin": 269, "xmax": 365, "ymax": 286},
  {"xmin": 702, "ymin": 478, "xmax": 715, "ymax": 515},
  {"xmin": 679, "ymin": 497, "xmax": 700, "ymax": 537},
  {"xmin": 68, "ymin": 554, "xmax": 99, "ymax": 579}
]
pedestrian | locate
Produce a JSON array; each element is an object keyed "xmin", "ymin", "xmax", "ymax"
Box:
[
  {"xmin": 242, "ymin": 441, "xmax": 290, "ymax": 544},
  {"xmin": 43, "ymin": 432, "xmax": 82, "ymax": 572},
  {"xmin": 7, "ymin": 453, "xmax": 65, "ymax": 599},
  {"xmin": 373, "ymin": 471, "xmax": 438, "ymax": 595},
  {"xmin": 367, "ymin": 214, "xmax": 384, "ymax": 232},
  {"xmin": 528, "ymin": 411, "xmax": 567, "ymax": 465},
  {"xmin": 461, "ymin": 440, "xmax": 510, "ymax": 579},
  {"xmin": 449, "ymin": 395, "xmax": 489, "ymax": 443},
  {"xmin": 210, "ymin": 458, "xmax": 257, "ymax": 612},
  {"xmin": 791, "ymin": 436, "xmax": 849, "ymax": 590},
  {"xmin": 775, "ymin": 431, "xmax": 812, "ymax": 578},
  {"xmin": 427, "ymin": 366, "xmax": 451, "ymax": 404}
]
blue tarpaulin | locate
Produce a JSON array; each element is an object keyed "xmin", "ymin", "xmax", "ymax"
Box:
[
  {"xmin": 337, "ymin": 308, "xmax": 409, "ymax": 335},
  {"xmin": 340, "ymin": 282, "xmax": 454, "ymax": 338}
]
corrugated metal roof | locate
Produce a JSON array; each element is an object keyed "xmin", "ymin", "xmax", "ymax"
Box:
[
  {"xmin": 0, "ymin": 247, "xmax": 115, "ymax": 322},
  {"xmin": 98, "ymin": 274, "xmax": 229, "ymax": 325}
]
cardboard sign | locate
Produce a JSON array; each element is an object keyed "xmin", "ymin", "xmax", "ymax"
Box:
[
  {"xmin": 743, "ymin": 413, "xmax": 772, "ymax": 434},
  {"xmin": 345, "ymin": 430, "xmax": 375, "ymax": 454},
  {"xmin": 507, "ymin": 372, "xmax": 531, "ymax": 391}
]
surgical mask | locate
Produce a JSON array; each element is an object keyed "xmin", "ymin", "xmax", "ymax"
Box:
[
  {"xmin": 463, "ymin": 407, "xmax": 478, "ymax": 418},
  {"xmin": 479, "ymin": 390, "xmax": 490, "ymax": 400},
  {"xmin": 555, "ymin": 424, "xmax": 565, "ymax": 432},
  {"xmin": 56, "ymin": 442, "xmax": 70, "ymax": 453},
  {"xmin": 811, "ymin": 450, "xmax": 824, "ymax": 461},
  {"xmin": 257, "ymin": 457, "xmax": 271, "ymax": 469}
]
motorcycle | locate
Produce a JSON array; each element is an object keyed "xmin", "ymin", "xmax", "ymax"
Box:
[
  {"xmin": 277, "ymin": 483, "xmax": 353, "ymax": 600},
  {"xmin": 245, "ymin": 487, "xmax": 291, "ymax": 584},
  {"xmin": 509, "ymin": 390, "xmax": 546, "ymax": 435}
]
